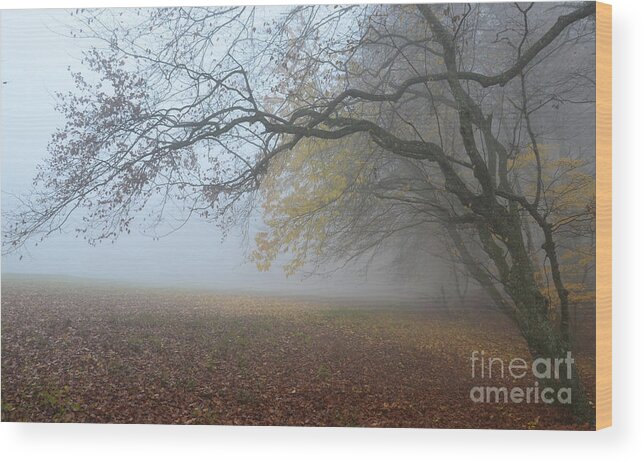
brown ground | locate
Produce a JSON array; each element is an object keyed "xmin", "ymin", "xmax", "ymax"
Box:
[{"xmin": 1, "ymin": 278, "xmax": 595, "ymax": 429}]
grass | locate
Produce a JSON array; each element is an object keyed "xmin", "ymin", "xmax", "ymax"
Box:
[{"xmin": 317, "ymin": 364, "xmax": 332, "ymax": 381}]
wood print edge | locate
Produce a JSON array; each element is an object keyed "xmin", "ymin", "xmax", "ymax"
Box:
[{"xmin": 595, "ymin": 1, "xmax": 612, "ymax": 431}]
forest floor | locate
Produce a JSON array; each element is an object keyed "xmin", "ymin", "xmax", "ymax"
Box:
[{"xmin": 1, "ymin": 277, "xmax": 595, "ymax": 429}]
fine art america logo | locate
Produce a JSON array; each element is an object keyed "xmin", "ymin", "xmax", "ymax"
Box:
[{"xmin": 469, "ymin": 350, "xmax": 574, "ymax": 404}]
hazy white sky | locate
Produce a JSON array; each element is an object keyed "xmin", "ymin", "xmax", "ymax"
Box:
[{"xmin": 0, "ymin": 8, "xmax": 441, "ymax": 299}]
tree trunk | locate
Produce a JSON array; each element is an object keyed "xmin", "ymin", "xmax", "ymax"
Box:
[{"xmin": 509, "ymin": 285, "xmax": 594, "ymax": 423}]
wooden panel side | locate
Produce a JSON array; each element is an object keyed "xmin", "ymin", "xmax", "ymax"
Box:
[{"xmin": 595, "ymin": 1, "xmax": 612, "ymax": 431}]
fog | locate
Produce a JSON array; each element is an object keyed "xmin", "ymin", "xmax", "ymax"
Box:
[{"xmin": 0, "ymin": 9, "xmax": 451, "ymax": 301}]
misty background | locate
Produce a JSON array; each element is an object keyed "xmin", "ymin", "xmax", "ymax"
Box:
[{"xmin": 1, "ymin": 9, "xmax": 452, "ymax": 301}]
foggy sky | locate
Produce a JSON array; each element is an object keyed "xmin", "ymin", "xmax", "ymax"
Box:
[{"xmin": 0, "ymin": 9, "xmax": 449, "ymax": 300}]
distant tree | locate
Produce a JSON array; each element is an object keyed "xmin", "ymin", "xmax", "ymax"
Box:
[{"xmin": 2, "ymin": 3, "xmax": 597, "ymax": 420}]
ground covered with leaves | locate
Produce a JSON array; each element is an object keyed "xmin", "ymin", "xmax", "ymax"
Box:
[{"xmin": 1, "ymin": 277, "xmax": 594, "ymax": 429}]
